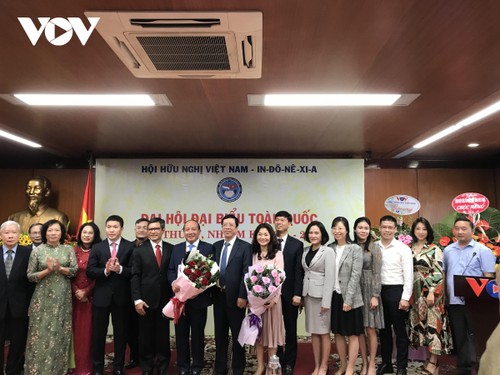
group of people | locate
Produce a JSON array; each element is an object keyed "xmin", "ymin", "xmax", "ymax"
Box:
[{"xmin": 0, "ymin": 210, "xmax": 497, "ymax": 375}]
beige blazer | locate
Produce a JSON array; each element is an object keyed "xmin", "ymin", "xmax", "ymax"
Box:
[{"xmin": 302, "ymin": 245, "xmax": 335, "ymax": 308}]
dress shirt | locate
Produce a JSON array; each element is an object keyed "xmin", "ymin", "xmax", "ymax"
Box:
[
  {"xmin": 150, "ymin": 240, "xmax": 162, "ymax": 255},
  {"xmin": 186, "ymin": 240, "xmax": 200, "ymax": 252},
  {"xmin": 443, "ymin": 239, "xmax": 496, "ymax": 305},
  {"xmin": 105, "ymin": 238, "xmax": 123, "ymax": 275},
  {"xmin": 334, "ymin": 245, "xmax": 345, "ymax": 293},
  {"xmin": 3, "ymin": 244, "xmax": 18, "ymax": 261},
  {"xmin": 377, "ymin": 238, "xmax": 413, "ymax": 301},
  {"xmin": 278, "ymin": 234, "xmax": 288, "ymax": 251},
  {"xmin": 221, "ymin": 236, "xmax": 237, "ymax": 263}
]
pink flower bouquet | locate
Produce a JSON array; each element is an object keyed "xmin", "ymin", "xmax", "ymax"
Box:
[
  {"xmin": 237, "ymin": 264, "xmax": 286, "ymax": 346},
  {"xmin": 163, "ymin": 249, "xmax": 219, "ymax": 324}
]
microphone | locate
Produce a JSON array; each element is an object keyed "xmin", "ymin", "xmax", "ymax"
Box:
[{"xmin": 462, "ymin": 252, "xmax": 477, "ymax": 275}]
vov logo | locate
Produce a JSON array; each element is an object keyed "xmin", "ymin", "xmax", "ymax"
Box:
[{"xmin": 18, "ymin": 17, "xmax": 100, "ymax": 46}]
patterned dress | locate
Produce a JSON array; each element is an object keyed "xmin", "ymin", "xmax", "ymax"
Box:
[
  {"xmin": 408, "ymin": 243, "xmax": 453, "ymax": 355},
  {"xmin": 359, "ymin": 241, "xmax": 384, "ymax": 329},
  {"xmin": 25, "ymin": 243, "xmax": 78, "ymax": 375}
]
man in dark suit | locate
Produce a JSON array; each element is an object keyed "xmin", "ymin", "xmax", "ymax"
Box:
[
  {"xmin": 87, "ymin": 215, "xmax": 135, "ymax": 375},
  {"xmin": 274, "ymin": 211, "xmax": 304, "ymax": 375},
  {"xmin": 27, "ymin": 222, "xmax": 43, "ymax": 250},
  {"xmin": 213, "ymin": 214, "xmax": 252, "ymax": 375},
  {"xmin": 131, "ymin": 217, "xmax": 173, "ymax": 375},
  {"xmin": 0, "ymin": 220, "xmax": 34, "ymax": 375},
  {"xmin": 125, "ymin": 218, "xmax": 150, "ymax": 370},
  {"xmin": 168, "ymin": 220, "xmax": 215, "ymax": 375}
]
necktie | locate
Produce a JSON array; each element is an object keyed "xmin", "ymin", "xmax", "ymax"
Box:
[
  {"xmin": 219, "ymin": 242, "xmax": 230, "ymax": 287},
  {"xmin": 5, "ymin": 250, "xmax": 13, "ymax": 279},
  {"xmin": 111, "ymin": 242, "xmax": 117, "ymax": 258},
  {"xmin": 155, "ymin": 244, "xmax": 162, "ymax": 267},
  {"xmin": 188, "ymin": 244, "xmax": 194, "ymax": 252},
  {"xmin": 278, "ymin": 238, "xmax": 284, "ymax": 250}
]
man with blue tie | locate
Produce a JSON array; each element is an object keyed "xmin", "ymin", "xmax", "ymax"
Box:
[
  {"xmin": 213, "ymin": 214, "xmax": 252, "ymax": 375},
  {"xmin": 0, "ymin": 220, "xmax": 34, "ymax": 375},
  {"xmin": 168, "ymin": 220, "xmax": 215, "ymax": 375}
]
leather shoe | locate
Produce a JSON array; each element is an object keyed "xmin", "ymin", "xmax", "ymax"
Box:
[
  {"xmin": 284, "ymin": 365, "xmax": 294, "ymax": 375},
  {"xmin": 376, "ymin": 364, "xmax": 394, "ymax": 375},
  {"xmin": 113, "ymin": 370, "xmax": 125, "ymax": 375},
  {"xmin": 178, "ymin": 371, "xmax": 189, "ymax": 375},
  {"xmin": 92, "ymin": 373, "xmax": 102, "ymax": 375},
  {"xmin": 395, "ymin": 369, "xmax": 407, "ymax": 375},
  {"xmin": 142, "ymin": 372, "xmax": 153, "ymax": 375},
  {"xmin": 125, "ymin": 359, "xmax": 138, "ymax": 369},
  {"xmin": 191, "ymin": 370, "xmax": 202, "ymax": 375}
]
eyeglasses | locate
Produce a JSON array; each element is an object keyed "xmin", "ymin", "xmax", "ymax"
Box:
[{"xmin": 148, "ymin": 227, "xmax": 162, "ymax": 231}]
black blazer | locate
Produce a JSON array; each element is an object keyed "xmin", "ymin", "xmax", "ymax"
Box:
[
  {"xmin": 0, "ymin": 245, "xmax": 34, "ymax": 319},
  {"xmin": 281, "ymin": 235, "xmax": 305, "ymax": 303},
  {"xmin": 167, "ymin": 240, "xmax": 215, "ymax": 309},
  {"xmin": 131, "ymin": 240, "xmax": 173, "ymax": 309},
  {"xmin": 87, "ymin": 238, "xmax": 135, "ymax": 307},
  {"xmin": 213, "ymin": 237, "xmax": 252, "ymax": 307}
]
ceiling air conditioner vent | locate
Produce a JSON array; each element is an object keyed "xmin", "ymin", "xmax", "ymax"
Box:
[{"xmin": 85, "ymin": 11, "xmax": 262, "ymax": 79}]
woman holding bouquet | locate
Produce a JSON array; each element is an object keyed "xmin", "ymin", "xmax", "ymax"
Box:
[
  {"xmin": 251, "ymin": 223, "xmax": 285, "ymax": 375},
  {"xmin": 302, "ymin": 221, "xmax": 335, "ymax": 375}
]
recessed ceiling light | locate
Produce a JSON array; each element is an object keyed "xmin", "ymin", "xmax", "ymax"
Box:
[
  {"xmin": 467, "ymin": 143, "xmax": 479, "ymax": 148},
  {"xmin": 248, "ymin": 94, "xmax": 420, "ymax": 107},
  {"xmin": 0, "ymin": 129, "xmax": 41, "ymax": 148},
  {"xmin": 408, "ymin": 161, "xmax": 419, "ymax": 168},
  {"xmin": 8, "ymin": 94, "xmax": 170, "ymax": 106}
]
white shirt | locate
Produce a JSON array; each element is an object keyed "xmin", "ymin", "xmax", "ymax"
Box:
[
  {"xmin": 377, "ymin": 238, "xmax": 413, "ymax": 301},
  {"xmin": 222, "ymin": 236, "xmax": 237, "ymax": 262},
  {"xmin": 150, "ymin": 240, "xmax": 162, "ymax": 255},
  {"xmin": 186, "ymin": 240, "xmax": 199, "ymax": 252},
  {"xmin": 278, "ymin": 234, "xmax": 288, "ymax": 251},
  {"xmin": 334, "ymin": 245, "xmax": 345, "ymax": 293}
]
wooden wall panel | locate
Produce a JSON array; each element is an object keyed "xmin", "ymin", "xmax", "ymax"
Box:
[
  {"xmin": 364, "ymin": 169, "xmax": 418, "ymax": 224},
  {"xmin": 417, "ymin": 169, "xmax": 497, "ymax": 224}
]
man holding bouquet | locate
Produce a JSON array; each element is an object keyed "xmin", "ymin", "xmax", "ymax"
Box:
[
  {"xmin": 131, "ymin": 217, "xmax": 173, "ymax": 375},
  {"xmin": 213, "ymin": 214, "xmax": 252, "ymax": 375},
  {"xmin": 168, "ymin": 220, "xmax": 215, "ymax": 375}
]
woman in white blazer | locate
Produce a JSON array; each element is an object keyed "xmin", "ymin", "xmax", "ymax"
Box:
[
  {"xmin": 329, "ymin": 217, "xmax": 364, "ymax": 375},
  {"xmin": 302, "ymin": 221, "xmax": 335, "ymax": 375}
]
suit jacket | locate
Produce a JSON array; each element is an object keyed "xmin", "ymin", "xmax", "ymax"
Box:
[
  {"xmin": 213, "ymin": 237, "xmax": 252, "ymax": 307},
  {"xmin": 329, "ymin": 242, "xmax": 364, "ymax": 309},
  {"xmin": 167, "ymin": 240, "xmax": 215, "ymax": 309},
  {"xmin": 0, "ymin": 245, "xmax": 34, "ymax": 319},
  {"xmin": 87, "ymin": 238, "xmax": 135, "ymax": 307},
  {"xmin": 281, "ymin": 235, "xmax": 304, "ymax": 303},
  {"xmin": 302, "ymin": 245, "xmax": 335, "ymax": 308},
  {"xmin": 131, "ymin": 240, "xmax": 173, "ymax": 309}
]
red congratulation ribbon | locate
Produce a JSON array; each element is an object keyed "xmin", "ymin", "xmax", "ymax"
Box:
[{"xmin": 170, "ymin": 297, "xmax": 186, "ymax": 324}]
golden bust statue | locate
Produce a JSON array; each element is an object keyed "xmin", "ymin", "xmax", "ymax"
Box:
[{"xmin": 8, "ymin": 176, "xmax": 69, "ymax": 233}]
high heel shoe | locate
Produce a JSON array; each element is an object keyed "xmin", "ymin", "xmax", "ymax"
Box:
[{"xmin": 420, "ymin": 360, "xmax": 439, "ymax": 375}]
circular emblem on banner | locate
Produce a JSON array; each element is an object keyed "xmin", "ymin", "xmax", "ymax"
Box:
[
  {"xmin": 452, "ymin": 192, "xmax": 489, "ymax": 214},
  {"xmin": 486, "ymin": 280, "xmax": 498, "ymax": 299},
  {"xmin": 384, "ymin": 195, "xmax": 421, "ymax": 215},
  {"xmin": 217, "ymin": 177, "xmax": 242, "ymax": 203}
]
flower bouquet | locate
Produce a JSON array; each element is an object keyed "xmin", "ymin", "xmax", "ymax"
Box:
[
  {"xmin": 237, "ymin": 264, "xmax": 286, "ymax": 346},
  {"xmin": 162, "ymin": 249, "xmax": 219, "ymax": 324}
]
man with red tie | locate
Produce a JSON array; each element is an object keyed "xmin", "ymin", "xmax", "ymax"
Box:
[
  {"xmin": 132, "ymin": 217, "xmax": 173, "ymax": 375},
  {"xmin": 87, "ymin": 215, "xmax": 135, "ymax": 375}
]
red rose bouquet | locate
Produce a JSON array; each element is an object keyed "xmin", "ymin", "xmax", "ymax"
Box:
[
  {"xmin": 163, "ymin": 249, "xmax": 219, "ymax": 324},
  {"xmin": 237, "ymin": 264, "xmax": 286, "ymax": 346}
]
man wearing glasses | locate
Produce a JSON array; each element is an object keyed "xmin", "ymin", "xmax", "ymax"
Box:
[
  {"xmin": 376, "ymin": 215, "xmax": 413, "ymax": 375},
  {"xmin": 131, "ymin": 217, "xmax": 173, "ymax": 375}
]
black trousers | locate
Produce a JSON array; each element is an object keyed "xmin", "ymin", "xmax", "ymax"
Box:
[
  {"xmin": 277, "ymin": 298, "xmax": 299, "ymax": 368},
  {"xmin": 138, "ymin": 306, "xmax": 171, "ymax": 373},
  {"xmin": 126, "ymin": 302, "xmax": 139, "ymax": 362},
  {"xmin": 0, "ymin": 308, "xmax": 28, "ymax": 375},
  {"xmin": 174, "ymin": 305, "xmax": 208, "ymax": 372},
  {"xmin": 91, "ymin": 303, "xmax": 127, "ymax": 372},
  {"xmin": 379, "ymin": 285, "xmax": 409, "ymax": 369},
  {"xmin": 447, "ymin": 304, "xmax": 474, "ymax": 375},
  {"xmin": 213, "ymin": 290, "xmax": 246, "ymax": 375}
]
